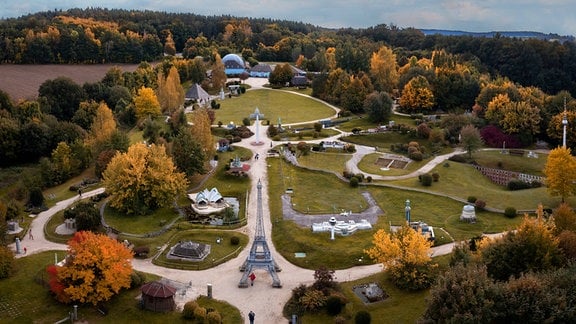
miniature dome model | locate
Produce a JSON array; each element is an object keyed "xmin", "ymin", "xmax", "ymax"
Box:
[
  {"xmin": 222, "ymin": 53, "xmax": 244, "ymax": 67},
  {"xmin": 222, "ymin": 54, "xmax": 246, "ymax": 75},
  {"xmin": 460, "ymin": 204, "xmax": 476, "ymax": 223}
]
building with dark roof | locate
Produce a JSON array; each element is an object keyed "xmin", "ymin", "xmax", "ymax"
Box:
[
  {"xmin": 141, "ymin": 281, "xmax": 176, "ymax": 312},
  {"xmin": 249, "ymin": 63, "xmax": 272, "ymax": 78}
]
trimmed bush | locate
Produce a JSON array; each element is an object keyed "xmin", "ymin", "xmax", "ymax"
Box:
[
  {"xmin": 448, "ymin": 154, "xmax": 466, "ymax": 163},
  {"xmin": 421, "ymin": 173, "xmax": 433, "ymax": 186},
  {"xmin": 432, "ymin": 172, "xmax": 440, "ymax": 182},
  {"xmin": 129, "ymin": 271, "xmax": 146, "ymax": 288},
  {"xmin": 206, "ymin": 310, "xmax": 222, "ymax": 324},
  {"xmin": 194, "ymin": 307, "xmax": 207, "ymax": 322},
  {"xmin": 504, "ymin": 207, "xmax": 517, "ymax": 218},
  {"xmin": 366, "ymin": 176, "xmax": 373, "ymax": 183},
  {"xmin": 230, "ymin": 236, "xmax": 240, "ymax": 245},
  {"xmin": 507, "ymin": 179, "xmax": 532, "ymax": 191},
  {"xmin": 467, "ymin": 196, "xmax": 477, "ymax": 203},
  {"xmin": 355, "ymin": 310, "xmax": 372, "ymax": 324},
  {"xmin": 350, "ymin": 176, "xmax": 359, "ymax": 188},
  {"xmin": 475, "ymin": 200, "xmax": 486, "ymax": 210},
  {"xmin": 183, "ymin": 300, "xmax": 199, "ymax": 319},
  {"xmin": 326, "ymin": 295, "xmax": 344, "ymax": 316}
]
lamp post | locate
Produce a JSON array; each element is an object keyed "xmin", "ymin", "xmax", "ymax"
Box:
[
  {"xmin": 329, "ymin": 217, "xmax": 337, "ymax": 240},
  {"xmin": 405, "ymin": 199, "xmax": 411, "ymax": 224}
]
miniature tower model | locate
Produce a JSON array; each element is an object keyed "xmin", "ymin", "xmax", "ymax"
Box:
[{"xmin": 239, "ymin": 179, "xmax": 282, "ymax": 288}]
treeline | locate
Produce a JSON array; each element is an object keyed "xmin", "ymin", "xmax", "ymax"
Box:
[{"xmin": 1, "ymin": 8, "xmax": 575, "ymax": 96}]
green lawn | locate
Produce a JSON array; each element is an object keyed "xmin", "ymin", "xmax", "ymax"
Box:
[
  {"xmin": 297, "ymin": 151, "xmax": 352, "ymax": 174},
  {"xmin": 214, "ymin": 89, "xmax": 336, "ymax": 125},
  {"xmin": 383, "ymin": 158, "xmax": 570, "ymax": 211},
  {"xmin": 153, "ymin": 229, "xmax": 248, "ymax": 270},
  {"xmin": 0, "ymin": 252, "xmax": 241, "ymax": 323}
]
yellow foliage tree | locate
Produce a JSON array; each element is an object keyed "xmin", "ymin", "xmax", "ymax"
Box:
[
  {"xmin": 370, "ymin": 45, "xmax": 399, "ymax": 93},
  {"xmin": 211, "ymin": 52, "xmax": 227, "ymax": 91},
  {"xmin": 103, "ymin": 143, "xmax": 188, "ymax": 214},
  {"xmin": 325, "ymin": 47, "xmax": 337, "ymax": 71},
  {"xmin": 164, "ymin": 31, "xmax": 176, "ymax": 56},
  {"xmin": 366, "ymin": 225, "xmax": 436, "ymax": 290},
  {"xmin": 544, "ymin": 146, "xmax": 576, "ymax": 202},
  {"xmin": 52, "ymin": 231, "xmax": 133, "ymax": 305},
  {"xmin": 86, "ymin": 102, "xmax": 116, "ymax": 155},
  {"xmin": 134, "ymin": 86, "xmax": 161, "ymax": 120},
  {"xmin": 189, "ymin": 107, "xmax": 215, "ymax": 158},
  {"xmin": 399, "ymin": 76, "xmax": 435, "ymax": 112},
  {"xmin": 156, "ymin": 66, "xmax": 185, "ymax": 114}
]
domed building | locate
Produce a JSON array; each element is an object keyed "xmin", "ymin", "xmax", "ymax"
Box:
[{"xmin": 222, "ymin": 53, "xmax": 246, "ymax": 76}]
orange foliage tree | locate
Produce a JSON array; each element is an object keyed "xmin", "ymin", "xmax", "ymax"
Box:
[{"xmin": 47, "ymin": 231, "xmax": 133, "ymax": 305}]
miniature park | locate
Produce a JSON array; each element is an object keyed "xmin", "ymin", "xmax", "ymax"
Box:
[{"xmin": 2, "ymin": 69, "xmax": 576, "ymax": 323}]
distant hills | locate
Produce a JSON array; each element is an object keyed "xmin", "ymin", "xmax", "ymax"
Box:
[{"xmin": 419, "ymin": 29, "xmax": 574, "ymax": 42}]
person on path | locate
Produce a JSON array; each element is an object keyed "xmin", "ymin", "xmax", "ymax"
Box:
[
  {"xmin": 28, "ymin": 229, "xmax": 33, "ymax": 240},
  {"xmin": 249, "ymin": 272, "xmax": 256, "ymax": 286},
  {"xmin": 23, "ymin": 247, "xmax": 27, "ymax": 254},
  {"xmin": 248, "ymin": 310, "xmax": 255, "ymax": 324},
  {"xmin": 78, "ymin": 188, "xmax": 82, "ymax": 197}
]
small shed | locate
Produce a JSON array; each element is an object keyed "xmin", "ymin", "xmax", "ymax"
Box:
[
  {"xmin": 185, "ymin": 83, "xmax": 211, "ymax": 105},
  {"xmin": 141, "ymin": 281, "xmax": 176, "ymax": 312}
]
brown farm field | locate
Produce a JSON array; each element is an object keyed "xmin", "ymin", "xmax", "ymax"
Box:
[{"xmin": 0, "ymin": 64, "xmax": 141, "ymax": 102}]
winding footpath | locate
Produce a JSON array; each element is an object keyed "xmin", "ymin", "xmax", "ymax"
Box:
[{"xmin": 11, "ymin": 79, "xmax": 469, "ymax": 323}]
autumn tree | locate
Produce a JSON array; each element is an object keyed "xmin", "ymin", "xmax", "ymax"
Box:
[
  {"xmin": 156, "ymin": 66, "xmax": 185, "ymax": 114},
  {"xmin": 369, "ymin": 45, "xmax": 398, "ymax": 93},
  {"xmin": 460, "ymin": 124, "xmax": 484, "ymax": 158},
  {"xmin": 85, "ymin": 102, "xmax": 116, "ymax": 156},
  {"xmin": 189, "ymin": 108, "xmax": 215, "ymax": 158},
  {"xmin": 544, "ymin": 146, "xmax": 576, "ymax": 202},
  {"xmin": 269, "ymin": 63, "xmax": 293, "ymax": 87},
  {"xmin": 47, "ymin": 231, "xmax": 133, "ymax": 305},
  {"xmin": 552, "ymin": 202, "xmax": 576, "ymax": 234},
  {"xmin": 399, "ymin": 75, "xmax": 435, "ymax": 112},
  {"xmin": 365, "ymin": 225, "xmax": 437, "ymax": 290},
  {"xmin": 103, "ymin": 143, "xmax": 188, "ymax": 215},
  {"xmin": 479, "ymin": 210, "xmax": 563, "ymax": 281},
  {"xmin": 133, "ymin": 86, "xmax": 161, "ymax": 120},
  {"xmin": 163, "ymin": 31, "xmax": 176, "ymax": 55},
  {"xmin": 211, "ymin": 53, "xmax": 227, "ymax": 91}
]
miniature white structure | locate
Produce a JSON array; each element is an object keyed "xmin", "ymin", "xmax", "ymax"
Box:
[
  {"xmin": 188, "ymin": 188, "xmax": 230, "ymax": 215},
  {"xmin": 312, "ymin": 218, "xmax": 372, "ymax": 236},
  {"xmin": 460, "ymin": 204, "xmax": 476, "ymax": 223}
]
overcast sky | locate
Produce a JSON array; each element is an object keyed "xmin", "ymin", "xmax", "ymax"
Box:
[{"xmin": 1, "ymin": 0, "xmax": 575, "ymax": 36}]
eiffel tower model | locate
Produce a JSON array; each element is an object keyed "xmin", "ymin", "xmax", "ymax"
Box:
[{"xmin": 239, "ymin": 179, "xmax": 282, "ymax": 288}]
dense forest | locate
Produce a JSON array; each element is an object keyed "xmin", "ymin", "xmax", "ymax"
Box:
[
  {"xmin": 1, "ymin": 8, "xmax": 575, "ymax": 96},
  {"xmin": 1, "ymin": 7, "xmax": 576, "ymax": 189}
]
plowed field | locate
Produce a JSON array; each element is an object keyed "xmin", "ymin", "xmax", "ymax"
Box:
[{"xmin": 0, "ymin": 64, "xmax": 140, "ymax": 102}]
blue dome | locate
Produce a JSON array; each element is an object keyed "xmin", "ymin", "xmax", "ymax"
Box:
[{"xmin": 222, "ymin": 54, "xmax": 244, "ymax": 67}]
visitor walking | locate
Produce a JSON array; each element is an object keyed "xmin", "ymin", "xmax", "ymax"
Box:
[
  {"xmin": 28, "ymin": 229, "xmax": 33, "ymax": 240},
  {"xmin": 23, "ymin": 247, "xmax": 27, "ymax": 254},
  {"xmin": 248, "ymin": 310, "xmax": 255, "ymax": 324},
  {"xmin": 78, "ymin": 188, "xmax": 82, "ymax": 197},
  {"xmin": 249, "ymin": 272, "xmax": 256, "ymax": 286}
]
